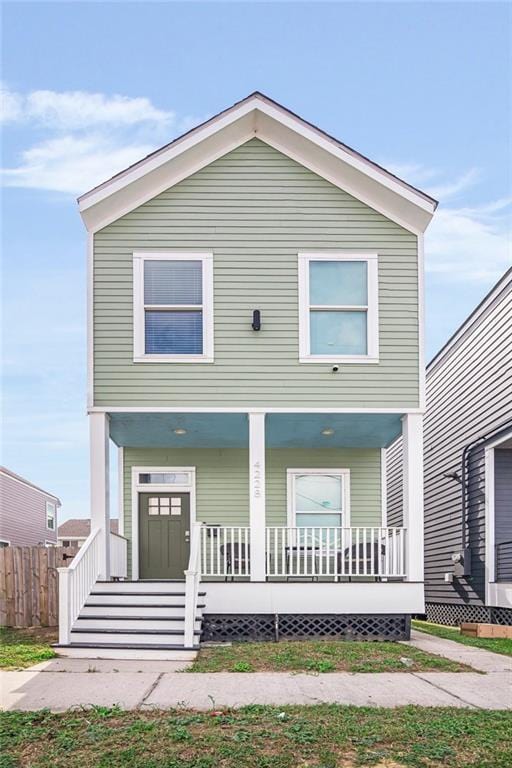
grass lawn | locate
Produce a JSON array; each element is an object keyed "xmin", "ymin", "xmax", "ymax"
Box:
[
  {"xmin": 1, "ymin": 706, "xmax": 511, "ymax": 768},
  {"xmin": 0, "ymin": 627, "xmax": 57, "ymax": 670},
  {"xmin": 190, "ymin": 639, "xmax": 470, "ymax": 673},
  {"xmin": 412, "ymin": 620, "xmax": 512, "ymax": 657}
]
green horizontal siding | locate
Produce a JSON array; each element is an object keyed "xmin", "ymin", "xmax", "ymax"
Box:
[
  {"xmin": 94, "ymin": 139, "xmax": 419, "ymax": 408},
  {"xmin": 123, "ymin": 446, "xmax": 382, "ymax": 576}
]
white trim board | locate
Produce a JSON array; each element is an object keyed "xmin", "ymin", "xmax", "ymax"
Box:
[
  {"xmin": 485, "ymin": 427, "xmax": 512, "ymax": 606},
  {"xmin": 79, "ymin": 93, "xmax": 436, "ymax": 235},
  {"xmin": 130, "ymin": 466, "xmax": 196, "ymax": 580},
  {"xmin": 202, "ymin": 581, "xmax": 424, "ymax": 614},
  {"xmin": 90, "ymin": 406, "xmax": 424, "ymax": 414}
]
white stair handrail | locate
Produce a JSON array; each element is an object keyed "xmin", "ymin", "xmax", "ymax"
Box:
[
  {"xmin": 58, "ymin": 527, "xmax": 101, "ymax": 645},
  {"xmin": 184, "ymin": 522, "xmax": 202, "ymax": 648}
]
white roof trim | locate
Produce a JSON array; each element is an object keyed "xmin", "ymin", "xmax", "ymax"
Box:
[{"xmin": 78, "ymin": 93, "xmax": 437, "ymax": 234}]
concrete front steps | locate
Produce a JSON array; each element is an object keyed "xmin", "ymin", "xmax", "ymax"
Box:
[{"xmin": 55, "ymin": 580, "xmax": 205, "ymax": 660}]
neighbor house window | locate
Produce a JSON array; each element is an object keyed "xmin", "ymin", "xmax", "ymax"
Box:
[
  {"xmin": 298, "ymin": 253, "xmax": 378, "ymax": 362},
  {"xmin": 133, "ymin": 252, "xmax": 214, "ymax": 362},
  {"xmin": 46, "ymin": 502, "xmax": 56, "ymax": 530},
  {"xmin": 287, "ymin": 469, "xmax": 350, "ymax": 528},
  {"xmin": 0, "ymin": 540, "xmax": 9, "ymax": 548}
]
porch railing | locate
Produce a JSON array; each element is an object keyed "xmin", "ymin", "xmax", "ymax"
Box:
[
  {"xmin": 265, "ymin": 527, "xmax": 406, "ymax": 579},
  {"xmin": 110, "ymin": 532, "xmax": 128, "ymax": 579},
  {"xmin": 58, "ymin": 527, "xmax": 101, "ymax": 645},
  {"xmin": 200, "ymin": 526, "xmax": 251, "ymax": 578}
]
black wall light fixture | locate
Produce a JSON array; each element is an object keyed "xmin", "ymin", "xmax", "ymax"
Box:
[{"xmin": 252, "ymin": 309, "xmax": 261, "ymax": 331}]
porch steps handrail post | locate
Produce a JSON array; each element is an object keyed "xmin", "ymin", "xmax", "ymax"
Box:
[
  {"xmin": 90, "ymin": 412, "xmax": 111, "ymax": 581},
  {"xmin": 402, "ymin": 413, "xmax": 424, "ymax": 583},
  {"xmin": 184, "ymin": 522, "xmax": 202, "ymax": 648},
  {"xmin": 249, "ymin": 412, "xmax": 266, "ymax": 581},
  {"xmin": 58, "ymin": 527, "xmax": 101, "ymax": 645}
]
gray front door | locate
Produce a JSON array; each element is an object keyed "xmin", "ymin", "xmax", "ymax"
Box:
[{"xmin": 139, "ymin": 493, "xmax": 190, "ymax": 579}]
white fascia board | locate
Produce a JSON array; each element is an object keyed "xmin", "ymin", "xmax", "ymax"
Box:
[{"xmin": 79, "ymin": 96, "xmax": 435, "ymax": 235}]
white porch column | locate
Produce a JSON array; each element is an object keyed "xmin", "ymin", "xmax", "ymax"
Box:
[
  {"xmin": 89, "ymin": 412, "xmax": 110, "ymax": 580},
  {"xmin": 249, "ymin": 412, "xmax": 266, "ymax": 581},
  {"xmin": 402, "ymin": 413, "xmax": 424, "ymax": 583}
]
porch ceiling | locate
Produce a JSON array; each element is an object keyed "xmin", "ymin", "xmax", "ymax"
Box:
[{"xmin": 108, "ymin": 412, "xmax": 402, "ymax": 449}]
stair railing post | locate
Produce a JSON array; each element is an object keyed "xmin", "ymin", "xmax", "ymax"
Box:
[
  {"xmin": 58, "ymin": 567, "xmax": 72, "ymax": 645},
  {"xmin": 184, "ymin": 522, "xmax": 202, "ymax": 648}
]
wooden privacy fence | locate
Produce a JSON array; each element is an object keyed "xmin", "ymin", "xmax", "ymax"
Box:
[{"xmin": 0, "ymin": 546, "xmax": 79, "ymax": 628}]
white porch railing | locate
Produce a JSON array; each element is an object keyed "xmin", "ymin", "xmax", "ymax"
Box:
[
  {"xmin": 110, "ymin": 531, "xmax": 128, "ymax": 579},
  {"xmin": 184, "ymin": 522, "xmax": 202, "ymax": 647},
  {"xmin": 200, "ymin": 525, "xmax": 251, "ymax": 578},
  {"xmin": 58, "ymin": 527, "xmax": 101, "ymax": 644},
  {"xmin": 265, "ymin": 527, "xmax": 406, "ymax": 579}
]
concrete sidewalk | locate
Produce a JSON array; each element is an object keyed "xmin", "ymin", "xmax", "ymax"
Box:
[{"xmin": 1, "ymin": 631, "xmax": 511, "ymax": 712}]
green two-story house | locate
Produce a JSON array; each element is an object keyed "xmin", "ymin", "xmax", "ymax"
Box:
[{"xmin": 58, "ymin": 93, "xmax": 437, "ymax": 659}]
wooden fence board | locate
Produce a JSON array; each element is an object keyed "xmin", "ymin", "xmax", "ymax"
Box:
[{"xmin": 0, "ymin": 546, "xmax": 79, "ymax": 628}]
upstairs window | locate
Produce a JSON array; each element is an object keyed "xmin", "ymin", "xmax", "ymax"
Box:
[
  {"xmin": 46, "ymin": 501, "xmax": 56, "ymax": 530},
  {"xmin": 133, "ymin": 252, "xmax": 214, "ymax": 362},
  {"xmin": 298, "ymin": 253, "xmax": 379, "ymax": 363}
]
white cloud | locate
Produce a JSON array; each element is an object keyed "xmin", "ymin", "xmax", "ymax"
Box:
[
  {"xmin": 1, "ymin": 86, "xmax": 173, "ymax": 129},
  {"xmin": 385, "ymin": 160, "xmax": 511, "ymax": 282},
  {"xmin": 1, "ymin": 85, "xmax": 202, "ymax": 194},
  {"xmin": 2, "ymin": 134, "xmax": 158, "ymax": 194},
  {"xmin": 426, "ymin": 204, "xmax": 511, "ymax": 282}
]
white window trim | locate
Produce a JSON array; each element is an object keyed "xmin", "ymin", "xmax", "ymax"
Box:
[
  {"xmin": 286, "ymin": 468, "xmax": 351, "ymax": 528},
  {"xmin": 46, "ymin": 501, "xmax": 56, "ymax": 531},
  {"xmin": 131, "ymin": 466, "xmax": 196, "ymax": 580},
  {"xmin": 298, "ymin": 252, "xmax": 379, "ymax": 364},
  {"xmin": 133, "ymin": 251, "xmax": 214, "ymax": 363}
]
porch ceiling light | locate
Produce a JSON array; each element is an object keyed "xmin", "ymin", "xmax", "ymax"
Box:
[
  {"xmin": 321, "ymin": 428, "xmax": 335, "ymax": 436},
  {"xmin": 173, "ymin": 428, "xmax": 187, "ymax": 435}
]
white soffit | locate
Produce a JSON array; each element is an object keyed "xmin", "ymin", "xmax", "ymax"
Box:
[{"xmin": 78, "ymin": 94, "xmax": 437, "ymax": 234}]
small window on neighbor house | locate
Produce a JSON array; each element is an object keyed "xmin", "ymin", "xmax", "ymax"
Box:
[
  {"xmin": 298, "ymin": 253, "xmax": 378, "ymax": 362},
  {"xmin": 46, "ymin": 502, "xmax": 56, "ymax": 530},
  {"xmin": 62, "ymin": 540, "xmax": 70, "ymax": 547},
  {"xmin": 133, "ymin": 253, "xmax": 214, "ymax": 362},
  {"xmin": 0, "ymin": 540, "xmax": 9, "ymax": 548}
]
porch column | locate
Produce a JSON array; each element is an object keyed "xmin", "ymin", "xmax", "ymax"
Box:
[
  {"xmin": 248, "ymin": 412, "xmax": 266, "ymax": 581},
  {"xmin": 90, "ymin": 412, "xmax": 110, "ymax": 580},
  {"xmin": 402, "ymin": 413, "xmax": 424, "ymax": 583}
]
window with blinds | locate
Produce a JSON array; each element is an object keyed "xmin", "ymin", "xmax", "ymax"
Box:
[
  {"xmin": 298, "ymin": 252, "xmax": 379, "ymax": 363},
  {"xmin": 133, "ymin": 253, "xmax": 214, "ymax": 361}
]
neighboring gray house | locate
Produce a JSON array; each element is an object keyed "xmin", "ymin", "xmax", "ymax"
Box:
[
  {"xmin": 58, "ymin": 519, "xmax": 119, "ymax": 548},
  {"xmin": 0, "ymin": 466, "xmax": 61, "ymax": 547},
  {"xmin": 388, "ymin": 268, "xmax": 512, "ymax": 625}
]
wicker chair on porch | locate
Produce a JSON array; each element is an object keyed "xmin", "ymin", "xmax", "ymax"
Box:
[
  {"xmin": 338, "ymin": 541, "xmax": 386, "ymax": 581},
  {"xmin": 219, "ymin": 542, "xmax": 250, "ymax": 581}
]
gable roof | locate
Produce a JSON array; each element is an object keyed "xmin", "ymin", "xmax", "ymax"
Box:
[
  {"xmin": 78, "ymin": 92, "xmax": 437, "ymax": 235},
  {"xmin": 58, "ymin": 518, "xmax": 118, "ymax": 538}
]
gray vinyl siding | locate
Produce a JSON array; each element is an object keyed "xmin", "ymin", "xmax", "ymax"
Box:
[
  {"xmin": 123, "ymin": 446, "xmax": 382, "ymax": 576},
  {"xmin": 387, "ymin": 275, "xmax": 512, "ymax": 606},
  {"xmin": 94, "ymin": 139, "xmax": 419, "ymax": 408},
  {"xmin": 495, "ymin": 448, "xmax": 512, "ymax": 545},
  {"xmin": 0, "ymin": 472, "xmax": 58, "ymax": 547}
]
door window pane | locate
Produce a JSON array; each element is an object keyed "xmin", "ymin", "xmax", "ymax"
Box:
[
  {"xmin": 310, "ymin": 311, "xmax": 367, "ymax": 355},
  {"xmin": 144, "ymin": 260, "xmax": 202, "ymax": 305},
  {"xmin": 145, "ymin": 310, "xmax": 203, "ymax": 354},
  {"xmin": 309, "ymin": 260, "xmax": 367, "ymax": 306},
  {"xmin": 295, "ymin": 474, "xmax": 342, "ymax": 512}
]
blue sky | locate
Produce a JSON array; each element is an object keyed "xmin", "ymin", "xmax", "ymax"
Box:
[{"xmin": 2, "ymin": 1, "xmax": 511, "ymax": 523}]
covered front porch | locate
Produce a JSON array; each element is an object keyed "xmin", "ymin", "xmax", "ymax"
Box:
[{"xmin": 90, "ymin": 409, "xmax": 423, "ymax": 586}]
